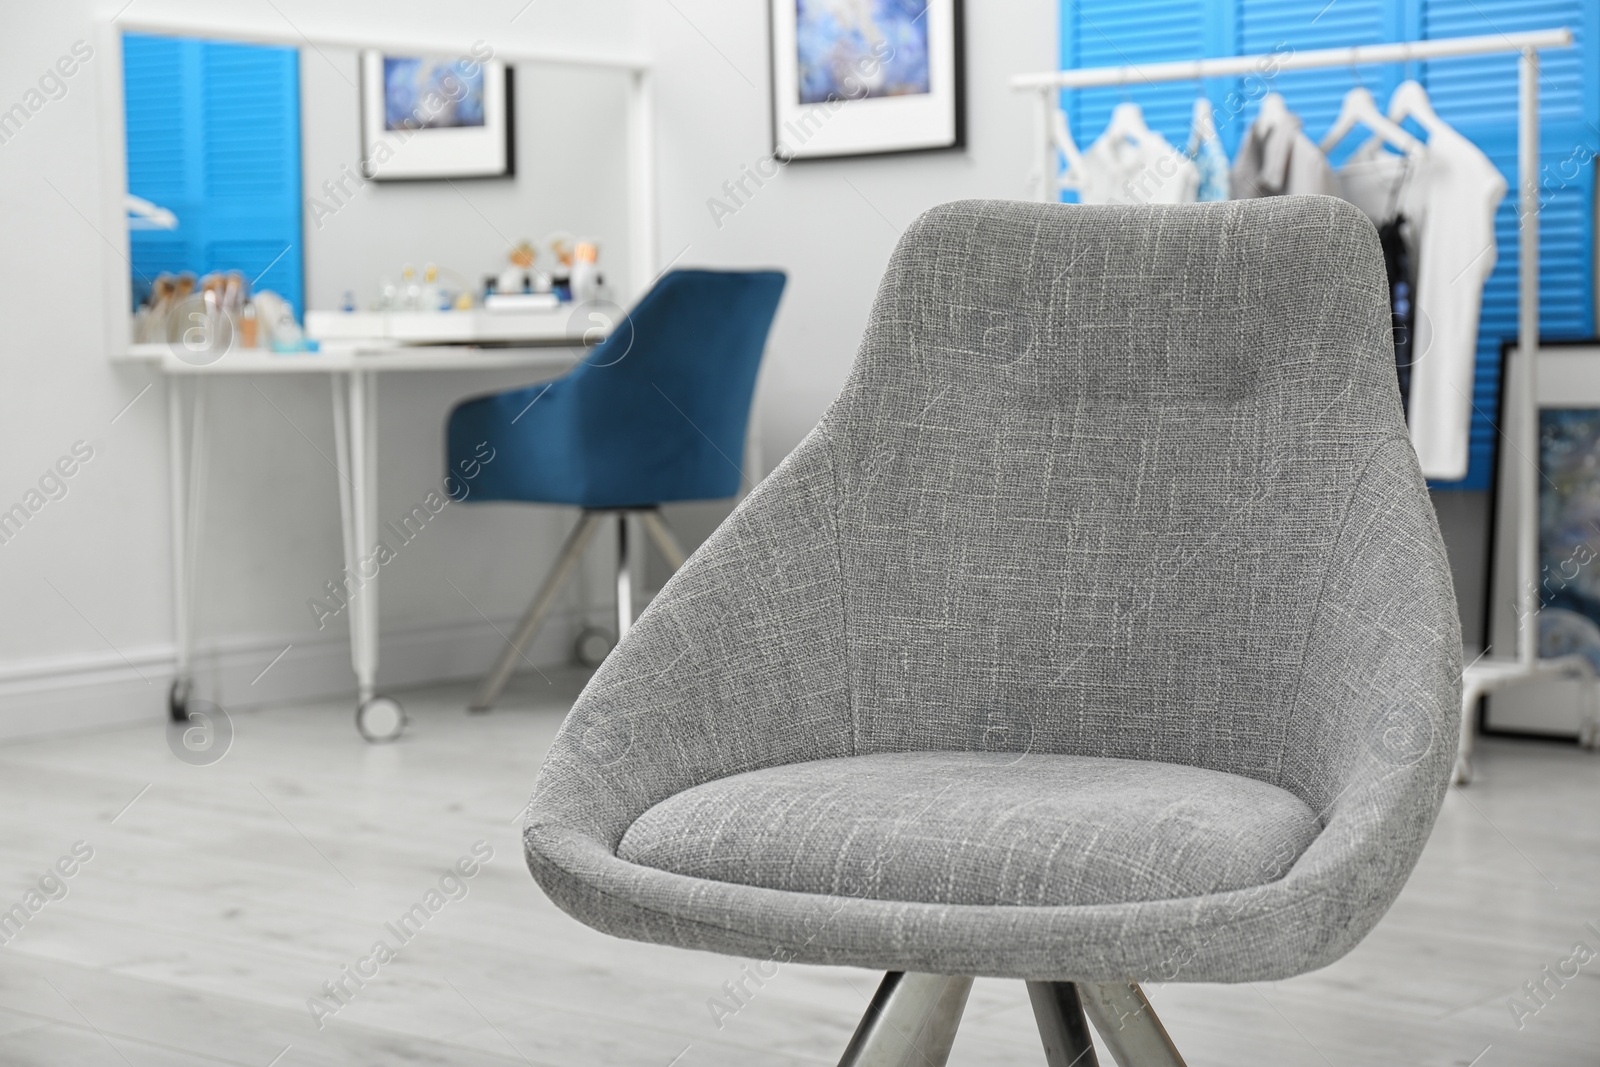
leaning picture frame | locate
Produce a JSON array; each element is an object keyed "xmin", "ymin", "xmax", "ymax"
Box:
[
  {"xmin": 1484, "ymin": 339, "xmax": 1600, "ymax": 739},
  {"xmin": 359, "ymin": 48, "xmax": 514, "ymax": 181},
  {"xmin": 769, "ymin": 0, "xmax": 965, "ymax": 161}
]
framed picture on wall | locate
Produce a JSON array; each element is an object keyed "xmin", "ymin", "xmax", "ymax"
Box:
[
  {"xmin": 359, "ymin": 48, "xmax": 513, "ymax": 180},
  {"xmin": 769, "ymin": 0, "xmax": 965, "ymax": 161}
]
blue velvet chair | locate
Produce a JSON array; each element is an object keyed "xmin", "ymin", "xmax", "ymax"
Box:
[{"xmin": 447, "ymin": 269, "xmax": 786, "ymax": 709}]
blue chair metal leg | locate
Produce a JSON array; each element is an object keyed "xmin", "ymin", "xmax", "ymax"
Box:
[
  {"xmin": 616, "ymin": 512, "xmax": 635, "ymax": 644},
  {"xmin": 471, "ymin": 511, "xmax": 603, "ymax": 711},
  {"xmin": 640, "ymin": 509, "xmax": 687, "ymax": 569},
  {"xmin": 472, "ymin": 507, "xmax": 692, "ymax": 711}
]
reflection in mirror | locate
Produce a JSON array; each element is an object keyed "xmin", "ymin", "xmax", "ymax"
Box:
[
  {"xmin": 121, "ymin": 30, "xmax": 632, "ymax": 358},
  {"xmin": 123, "ymin": 32, "xmax": 305, "ymax": 355}
]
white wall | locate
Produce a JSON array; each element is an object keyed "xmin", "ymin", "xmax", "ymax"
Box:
[
  {"xmin": 300, "ymin": 51, "xmax": 633, "ymax": 313},
  {"xmin": 0, "ymin": 0, "xmax": 641, "ymax": 737},
  {"xmin": 643, "ymin": 0, "xmax": 1058, "ymax": 548},
  {"xmin": 0, "ymin": 0, "xmax": 1056, "ymax": 737}
]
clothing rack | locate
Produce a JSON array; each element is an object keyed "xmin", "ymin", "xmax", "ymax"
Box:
[{"xmin": 1012, "ymin": 28, "xmax": 1593, "ymax": 784}]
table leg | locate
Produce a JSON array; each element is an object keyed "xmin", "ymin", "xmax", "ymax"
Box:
[
  {"xmin": 363, "ymin": 371, "xmax": 381, "ymax": 696},
  {"xmin": 187, "ymin": 378, "xmax": 210, "ymax": 658},
  {"xmin": 330, "ymin": 375, "xmax": 362, "ymax": 694},
  {"xmin": 166, "ymin": 377, "xmax": 192, "ymax": 719},
  {"xmin": 346, "ymin": 369, "xmax": 379, "ymax": 704},
  {"xmin": 334, "ymin": 370, "xmax": 406, "ymax": 742},
  {"xmin": 165, "ymin": 376, "xmax": 208, "ymax": 720}
]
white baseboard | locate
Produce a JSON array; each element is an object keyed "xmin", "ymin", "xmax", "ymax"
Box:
[
  {"xmin": 0, "ymin": 607, "xmax": 593, "ymax": 743},
  {"xmin": 1484, "ymin": 677, "xmax": 1590, "ymax": 739}
]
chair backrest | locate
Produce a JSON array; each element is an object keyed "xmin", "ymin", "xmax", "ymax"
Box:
[
  {"xmin": 566, "ymin": 268, "xmax": 786, "ymax": 504},
  {"xmin": 821, "ymin": 197, "xmax": 1440, "ymax": 789}
]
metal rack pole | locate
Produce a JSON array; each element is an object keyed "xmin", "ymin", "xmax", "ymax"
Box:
[
  {"xmin": 1010, "ymin": 29, "xmax": 1572, "ymax": 90},
  {"xmin": 1515, "ymin": 47, "xmax": 1541, "ymax": 665}
]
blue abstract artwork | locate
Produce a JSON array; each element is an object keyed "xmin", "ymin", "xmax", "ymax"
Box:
[
  {"xmin": 383, "ymin": 57, "xmax": 485, "ymax": 131},
  {"xmin": 795, "ymin": 0, "xmax": 931, "ymax": 105},
  {"xmin": 1537, "ymin": 409, "xmax": 1600, "ymax": 671}
]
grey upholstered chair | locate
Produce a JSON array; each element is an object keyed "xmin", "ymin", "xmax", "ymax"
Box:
[{"xmin": 524, "ymin": 197, "xmax": 1461, "ymax": 1065}]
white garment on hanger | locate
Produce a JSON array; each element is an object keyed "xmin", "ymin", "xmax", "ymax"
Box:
[
  {"xmin": 1186, "ymin": 97, "xmax": 1230, "ymax": 201},
  {"xmin": 1073, "ymin": 104, "xmax": 1198, "ymax": 205},
  {"xmin": 1320, "ymin": 86, "xmax": 1423, "ymax": 159},
  {"xmin": 1337, "ymin": 140, "xmax": 1410, "ymax": 224},
  {"xmin": 1400, "ymin": 125, "xmax": 1507, "ymax": 481},
  {"xmin": 1231, "ymin": 99, "xmax": 1337, "ymax": 198},
  {"xmin": 1335, "ymin": 123, "xmax": 1506, "ymax": 480},
  {"xmin": 1052, "ymin": 107, "xmax": 1090, "ymax": 197}
]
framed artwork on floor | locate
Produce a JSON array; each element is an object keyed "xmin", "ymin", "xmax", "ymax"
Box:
[
  {"xmin": 1534, "ymin": 405, "xmax": 1600, "ymax": 667},
  {"xmin": 1484, "ymin": 340, "xmax": 1600, "ymax": 738},
  {"xmin": 359, "ymin": 47, "xmax": 513, "ymax": 180},
  {"xmin": 769, "ymin": 0, "xmax": 965, "ymax": 161}
]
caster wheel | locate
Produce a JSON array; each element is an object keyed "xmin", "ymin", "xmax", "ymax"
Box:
[
  {"xmin": 357, "ymin": 696, "xmax": 406, "ymax": 743},
  {"xmin": 573, "ymin": 626, "xmax": 615, "ymax": 668},
  {"xmin": 169, "ymin": 678, "xmax": 192, "ymax": 722}
]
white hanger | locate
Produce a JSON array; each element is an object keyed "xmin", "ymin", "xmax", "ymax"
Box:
[
  {"xmin": 1320, "ymin": 86, "xmax": 1423, "ymax": 154},
  {"xmin": 1188, "ymin": 96, "xmax": 1218, "ymax": 151},
  {"xmin": 1052, "ymin": 107, "xmax": 1087, "ymax": 189},
  {"xmin": 126, "ymin": 193, "xmax": 178, "ymax": 231},
  {"xmin": 1105, "ymin": 101, "xmax": 1152, "ymax": 145},
  {"xmin": 1256, "ymin": 92, "xmax": 1292, "ymax": 131},
  {"xmin": 1386, "ymin": 80, "xmax": 1447, "ymax": 136}
]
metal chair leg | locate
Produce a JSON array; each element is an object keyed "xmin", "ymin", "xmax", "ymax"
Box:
[
  {"xmin": 1027, "ymin": 981, "xmax": 1101, "ymax": 1066},
  {"xmin": 836, "ymin": 972, "xmax": 973, "ymax": 1067},
  {"xmin": 1077, "ymin": 982, "xmax": 1187, "ymax": 1067},
  {"xmin": 615, "ymin": 512, "xmax": 635, "ymax": 643},
  {"xmin": 639, "ymin": 508, "xmax": 688, "ymax": 570},
  {"xmin": 471, "ymin": 511, "xmax": 602, "ymax": 711}
]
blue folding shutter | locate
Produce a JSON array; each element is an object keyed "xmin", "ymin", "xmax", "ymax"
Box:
[
  {"xmin": 124, "ymin": 33, "xmax": 195, "ymax": 309},
  {"xmin": 1059, "ymin": 0, "xmax": 1207, "ymax": 170},
  {"xmin": 1058, "ymin": 0, "xmax": 1598, "ymax": 489},
  {"xmin": 124, "ymin": 33, "xmax": 303, "ymax": 317},
  {"xmin": 1235, "ymin": 0, "xmax": 1394, "ymax": 164}
]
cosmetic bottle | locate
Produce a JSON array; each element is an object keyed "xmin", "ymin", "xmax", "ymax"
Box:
[
  {"xmin": 401, "ymin": 265, "xmax": 421, "ymax": 311},
  {"xmin": 571, "ymin": 242, "xmax": 601, "ymax": 305},
  {"xmin": 421, "ymin": 264, "xmax": 443, "ymax": 312}
]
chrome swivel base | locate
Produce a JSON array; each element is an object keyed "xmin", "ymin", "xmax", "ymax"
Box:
[
  {"xmin": 837, "ymin": 973, "xmax": 1186, "ymax": 1067},
  {"xmin": 836, "ymin": 973, "xmax": 973, "ymax": 1067}
]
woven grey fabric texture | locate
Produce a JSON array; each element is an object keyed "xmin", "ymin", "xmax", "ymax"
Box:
[
  {"xmin": 617, "ymin": 752, "xmax": 1322, "ymax": 907},
  {"xmin": 524, "ymin": 197, "xmax": 1461, "ymax": 982}
]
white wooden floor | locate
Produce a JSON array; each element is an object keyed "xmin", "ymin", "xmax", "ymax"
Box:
[{"xmin": 0, "ymin": 673, "xmax": 1596, "ymax": 1066}]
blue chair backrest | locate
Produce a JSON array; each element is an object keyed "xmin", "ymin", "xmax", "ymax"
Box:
[
  {"xmin": 450, "ymin": 269, "xmax": 787, "ymax": 508},
  {"xmin": 558, "ymin": 268, "xmax": 787, "ymax": 504}
]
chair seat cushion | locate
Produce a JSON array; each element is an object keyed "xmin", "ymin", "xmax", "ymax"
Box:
[{"xmin": 617, "ymin": 752, "xmax": 1321, "ymax": 908}]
